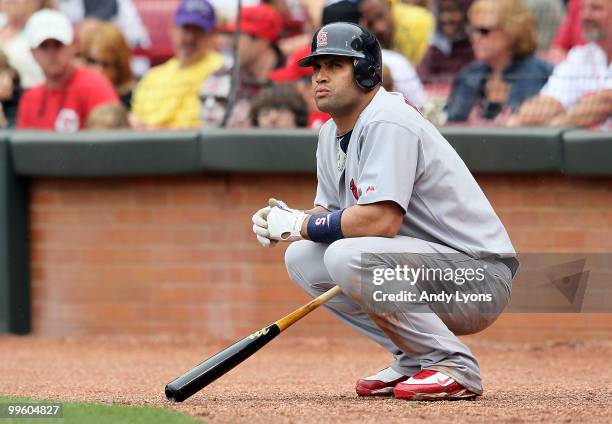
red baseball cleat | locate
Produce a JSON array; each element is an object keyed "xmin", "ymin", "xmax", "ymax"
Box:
[
  {"xmin": 393, "ymin": 369, "xmax": 478, "ymax": 400},
  {"xmin": 356, "ymin": 367, "xmax": 408, "ymax": 397}
]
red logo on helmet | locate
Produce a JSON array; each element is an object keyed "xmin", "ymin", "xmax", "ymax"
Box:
[
  {"xmin": 317, "ymin": 31, "xmax": 328, "ymax": 48},
  {"xmin": 350, "ymin": 179, "xmax": 359, "ymax": 200}
]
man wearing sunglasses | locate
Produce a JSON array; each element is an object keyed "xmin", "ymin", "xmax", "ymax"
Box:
[
  {"xmin": 17, "ymin": 9, "xmax": 119, "ymax": 132},
  {"xmin": 508, "ymin": 0, "xmax": 612, "ymax": 129},
  {"xmin": 445, "ymin": 0, "xmax": 553, "ymax": 123}
]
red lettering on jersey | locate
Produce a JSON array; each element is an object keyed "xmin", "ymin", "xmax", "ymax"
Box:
[
  {"xmin": 350, "ymin": 179, "xmax": 359, "ymax": 200},
  {"xmin": 403, "ymin": 97, "xmax": 423, "ymax": 116},
  {"xmin": 366, "ymin": 185, "xmax": 375, "ymax": 193}
]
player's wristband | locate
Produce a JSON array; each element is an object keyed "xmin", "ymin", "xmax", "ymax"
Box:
[{"xmin": 306, "ymin": 209, "xmax": 345, "ymax": 244}]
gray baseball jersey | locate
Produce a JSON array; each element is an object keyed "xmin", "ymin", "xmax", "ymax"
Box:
[{"xmin": 314, "ymin": 88, "xmax": 515, "ymax": 259}]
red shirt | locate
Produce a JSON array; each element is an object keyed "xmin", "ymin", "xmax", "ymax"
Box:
[
  {"xmin": 308, "ymin": 111, "xmax": 331, "ymax": 130},
  {"xmin": 552, "ymin": 0, "xmax": 586, "ymax": 51},
  {"xmin": 17, "ymin": 67, "xmax": 119, "ymax": 131}
]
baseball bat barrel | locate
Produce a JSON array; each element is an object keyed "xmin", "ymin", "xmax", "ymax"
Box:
[{"xmin": 165, "ymin": 285, "xmax": 342, "ymax": 402}]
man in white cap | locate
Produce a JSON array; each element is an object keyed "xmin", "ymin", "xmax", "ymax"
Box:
[{"xmin": 17, "ymin": 9, "xmax": 118, "ymax": 132}]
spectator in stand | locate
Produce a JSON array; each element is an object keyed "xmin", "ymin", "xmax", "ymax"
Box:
[
  {"xmin": 445, "ymin": 0, "xmax": 553, "ymax": 124},
  {"xmin": 381, "ymin": 49, "xmax": 427, "ymax": 107},
  {"xmin": 131, "ymin": 0, "xmax": 222, "ymax": 129},
  {"xmin": 0, "ymin": 0, "xmax": 56, "ymax": 88},
  {"xmin": 200, "ymin": 72, "xmax": 251, "ymax": 128},
  {"xmin": 74, "ymin": 17, "xmax": 101, "ymax": 63},
  {"xmin": 60, "ymin": 0, "xmax": 150, "ymax": 76},
  {"xmin": 58, "ymin": 0, "xmax": 149, "ymax": 49},
  {"xmin": 508, "ymin": 0, "xmax": 611, "ymax": 129},
  {"xmin": 321, "ymin": 0, "xmax": 427, "ymax": 107},
  {"xmin": 227, "ymin": 4, "xmax": 284, "ymax": 86},
  {"xmin": 548, "ymin": 0, "xmax": 586, "ymax": 63},
  {"xmin": 269, "ymin": 44, "xmax": 330, "ymax": 129},
  {"xmin": 522, "ymin": 0, "xmax": 564, "ymax": 53},
  {"xmin": 17, "ymin": 9, "xmax": 119, "ymax": 131},
  {"xmin": 200, "ymin": 72, "xmax": 228, "ymax": 127},
  {"xmin": 200, "ymin": 4, "xmax": 283, "ymax": 128},
  {"xmin": 418, "ymin": 0, "xmax": 474, "ymax": 85},
  {"xmin": 85, "ymin": 103, "xmax": 129, "ymax": 129},
  {"xmin": 322, "ymin": 1, "xmax": 361, "ymax": 27},
  {"xmin": 358, "ymin": 0, "xmax": 434, "ymax": 67},
  {"xmin": 0, "ymin": 48, "xmax": 21, "ymax": 127},
  {"xmin": 249, "ymin": 84, "xmax": 308, "ymax": 129},
  {"xmin": 381, "ymin": 63, "xmax": 392, "ymax": 91},
  {"xmin": 83, "ymin": 22, "xmax": 134, "ymax": 108}
]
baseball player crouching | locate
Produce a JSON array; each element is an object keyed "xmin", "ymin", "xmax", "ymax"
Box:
[{"xmin": 252, "ymin": 22, "xmax": 519, "ymax": 401}]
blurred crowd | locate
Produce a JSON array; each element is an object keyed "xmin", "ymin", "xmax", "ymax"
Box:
[{"xmin": 0, "ymin": 0, "xmax": 609, "ymax": 132}]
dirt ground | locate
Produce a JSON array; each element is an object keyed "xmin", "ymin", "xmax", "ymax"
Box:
[{"xmin": 1, "ymin": 335, "xmax": 611, "ymax": 423}]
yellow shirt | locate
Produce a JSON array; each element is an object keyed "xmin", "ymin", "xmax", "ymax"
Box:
[
  {"xmin": 392, "ymin": 3, "xmax": 434, "ymax": 67},
  {"xmin": 132, "ymin": 51, "xmax": 223, "ymax": 129}
]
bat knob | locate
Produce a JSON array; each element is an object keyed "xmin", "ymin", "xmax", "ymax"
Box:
[{"xmin": 165, "ymin": 385, "xmax": 183, "ymax": 402}]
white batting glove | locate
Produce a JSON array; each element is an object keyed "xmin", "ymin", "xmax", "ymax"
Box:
[
  {"xmin": 252, "ymin": 198, "xmax": 299, "ymax": 247},
  {"xmin": 267, "ymin": 205, "xmax": 309, "ymax": 242},
  {"xmin": 251, "ymin": 198, "xmax": 288, "ymax": 247},
  {"xmin": 252, "ymin": 205, "xmax": 277, "ymax": 248}
]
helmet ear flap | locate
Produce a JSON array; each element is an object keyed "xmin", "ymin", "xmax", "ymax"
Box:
[{"xmin": 354, "ymin": 58, "xmax": 381, "ymax": 90}]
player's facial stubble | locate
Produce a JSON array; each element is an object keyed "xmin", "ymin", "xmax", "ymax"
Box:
[{"xmin": 312, "ymin": 57, "xmax": 364, "ymax": 117}]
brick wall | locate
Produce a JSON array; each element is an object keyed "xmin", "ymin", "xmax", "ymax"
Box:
[{"xmin": 29, "ymin": 174, "xmax": 612, "ymax": 341}]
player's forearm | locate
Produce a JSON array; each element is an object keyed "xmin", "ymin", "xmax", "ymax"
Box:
[
  {"xmin": 507, "ymin": 96, "xmax": 565, "ymax": 127},
  {"xmin": 341, "ymin": 203, "xmax": 404, "ymax": 237},
  {"xmin": 550, "ymin": 90, "xmax": 612, "ymax": 127},
  {"xmin": 300, "ymin": 202, "xmax": 404, "ymax": 239}
]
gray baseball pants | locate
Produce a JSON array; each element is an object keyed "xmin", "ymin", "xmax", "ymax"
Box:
[{"xmin": 284, "ymin": 236, "xmax": 513, "ymax": 394}]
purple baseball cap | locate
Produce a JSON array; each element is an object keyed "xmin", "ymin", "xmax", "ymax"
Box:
[{"xmin": 175, "ymin": 0, "xmax": 216, "ymax": 32}]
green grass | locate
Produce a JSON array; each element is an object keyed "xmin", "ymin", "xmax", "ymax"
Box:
[{"xmin": 0, "ymin": 396, "xmax": 202, "ymax": 424}]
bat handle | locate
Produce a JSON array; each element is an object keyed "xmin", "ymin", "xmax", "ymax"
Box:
[
  {"xmin": 275, "ymin": 285, "xmax": 342, "ymax": 331},
  {"xmin": 164, "ymin": 285, "xmax": 343, "ymax": 402}
]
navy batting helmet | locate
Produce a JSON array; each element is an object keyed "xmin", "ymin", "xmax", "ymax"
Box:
[{"xmin": 298, "ymin": 22, "xmax": 383, "ymax": 91}]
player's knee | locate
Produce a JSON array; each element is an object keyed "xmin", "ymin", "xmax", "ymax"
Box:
[
  {"xmin": 285, "ymin": 240, "xmax": 309, "ymax": 276},
  {"xmin": 284, "ymin": 240, "xmax": 322, "ymax": 289},
  {"xmin": 285, "ymin": 240, "xmax": 306, "ymax": 266}
]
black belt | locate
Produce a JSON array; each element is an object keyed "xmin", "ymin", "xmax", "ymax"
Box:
[{"xmin": 499, "ymin": 257, "xmax": 519, "ymax": 278}]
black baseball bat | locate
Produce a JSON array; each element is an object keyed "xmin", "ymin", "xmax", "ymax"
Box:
[{"xmin": 165, "ymin": 285, "xmax": 341, "ymax": 402}]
